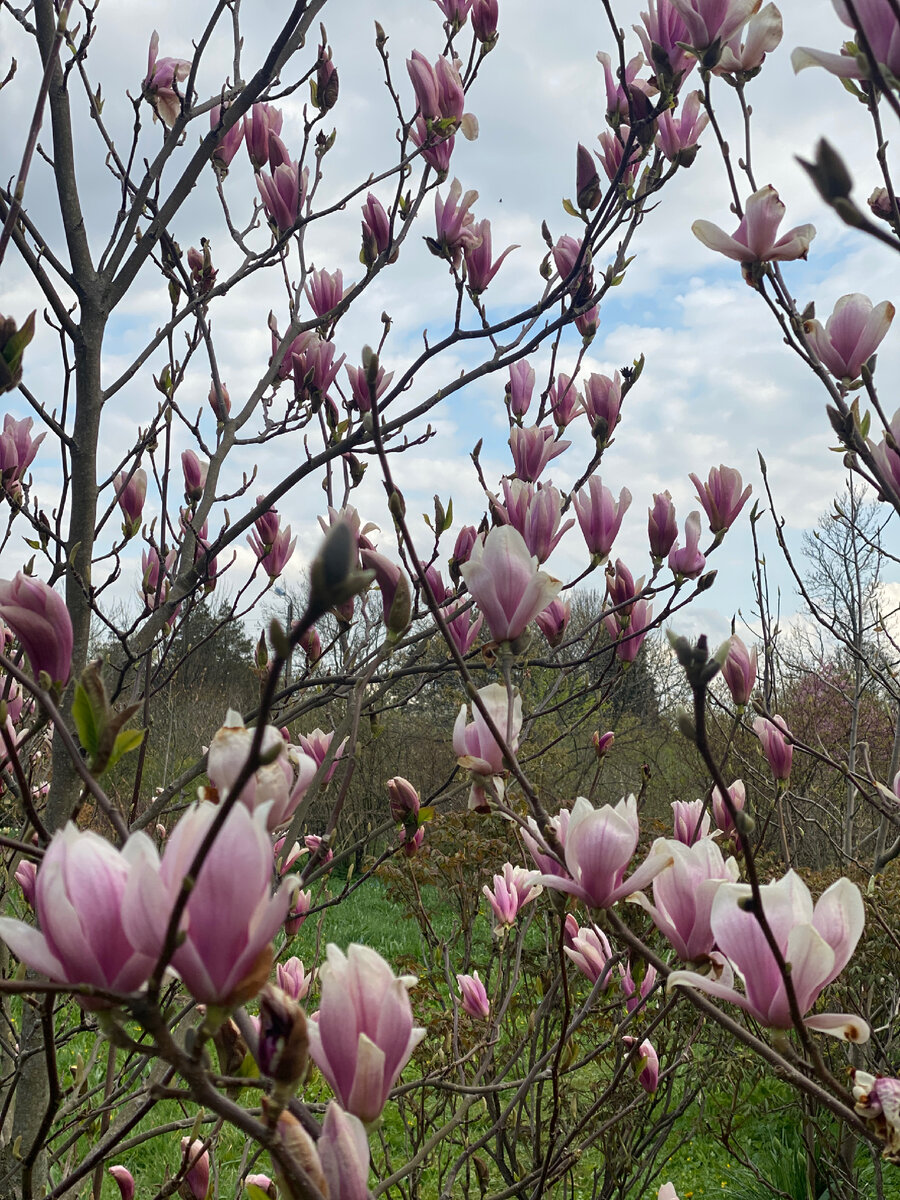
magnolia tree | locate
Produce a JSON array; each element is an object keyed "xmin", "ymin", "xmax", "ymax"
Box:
[{"xmin": 0, "ymin": 0, "xmax": 898, "ymax": 1198}]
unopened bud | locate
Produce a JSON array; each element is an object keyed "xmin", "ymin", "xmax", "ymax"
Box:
[
  {"xmin": 257, "ymin": 985, "xmax": 309, "ymax": 1088},
  {"xmin": 798, "ymin": 138, "xmax": 853, "ymax": 204}
]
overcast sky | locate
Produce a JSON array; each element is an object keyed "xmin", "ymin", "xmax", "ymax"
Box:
[{"xmin": 2, "ymin": 0, "xmax": 897, "ymax": 646}]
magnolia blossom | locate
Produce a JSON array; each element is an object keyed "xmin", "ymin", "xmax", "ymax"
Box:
[
  {"xmin": 671, "ymin": 798, "xmax": 710, "ymax": 845},
  {"xmin": 509, "ymin": 424, "xmax": 570, "ymax": 482},
  {"xmin": 523, "ymin": 809, "xmax": 571, "ymax": 878},
  {"xmin": 465, "ymin": 218, "xmax": 517, "ymax": 294},
  {"xmin": 721, "ymin": 634, "xmax": 757, "ymax": 706},
  {"xmin": 793, "ymin": 0, "xmax": 900, "ymax": 80},
  {"xmin": 277, "ymin": 956, "xmax": 313, "ymax": 1002},
  {"xmin": 298, "ymin": 727, "xmax": 347, "ymax": 783},
  {"xmin": 0, "ymin": 825, "xmax": 157, "ymax": 1007},
  {"xmin": 754, "ymin": 714, "xmax": 793, "ymax": 780},
  {"xmin": 180, "ymin": 1140, "xmax": 210, "ymax": 1200},
  {"xmin": 461, "ymin": 525, "xmax": 560, "ymax": 644},
  {"xmin": 453, "ymin": 682, "xmax": 522, "ymax": 779},
  {"xmin": 565, "ymin": 921, "xmax": 615, "ymax": 988},
  {"xmin": 142, "ymin": 31, "xmax": 191, "ymax": 127},
  {"xmin": 621, "ymin": 961, "xmax": 658, "ymax": 1012},
  {"xmin": 536, "ymin": 794, "xmax": 673, "ymax": 909},
  {"xmin": 630, "ymin": 836, "xmax": 740, "ymax": 961},
  {"xmin": 658, "ymin": 1185, "xmax": 680, "ymax": 1200},
  {"xmin": 693, "ymin": 185, "xmax": 815, "ymax": 265},
  {"xmin": 634, "ymin": 0, "xmax": 695, "ymax": 86},
  {"xmin": 535, "ymin": 596, "xmax": 571, "ymax": 647},
  {"xmin": 115, "ymin": 468, "xmax": 147, "ymax": 539},
  {"xmin": 656, "ymin": 90, "xmax": 709, "ymax": 163},
  {"xmin": 715, "ymin": 2, "xmax": 783, "ymax": 74},
  {"xmin": 433, "ymin": 179, "xmax": 480, "ymax": 267},
  {"xmin": 711, "ymin": 778, "xmax": 746, "ymax": 844},
  {"xmin": 852, "ymin": 1070, "xmax": 900, "ymax": 1159},
  {"xmin": 623, "ymin": 1036, "xmax": 659, "ymax": 1093},
  {"xmin": 668, "ymin": 511, "xmax": 706, "ymax": 578},
  {"xmin": 243, "ymin": 102, "xmax": 284, "ymax": 171},
  {"xmin": 0, "ymin": 414, "xmax": 45, "ymax": 499},
  {"xmin": 457, "ymin": 971, "xmax": 490, "ymax": 1019},
  {"xmin": 648, "ymin": 491, "xmax": 678, "ymax": 560},
  {"xmin": 0, "ymin": 572, "xmax": 73, "ymax": 686},
  {"xmin": 869, "ymin": 407, "xmax": 900, "ymax": 500},
  {"xmin": 603, "ymin": 597, "xmax": 653, "ymax": 663},
  {"xmin": 108, "ymin": 1166, "xmax": 135, "ymax": 1200},
  {"xmin": 307, "ymin": 943, "xmax": 426, "ymax": 1125},
  {"xmin": 483, "ymin": 863, "xmax": 542, "ymax": 931},
  {"xmin": 669, "ymin": 0, "xmax": 760, "ymax": 53},
  {"xmin": 668, "ymin": 870, "xmax": 869, "ymax": 1040},
  {"xmin": 690, "ymin": 465, "xmax": 752, "ymax": 534},
  {"xmin": 318, "ymin": 1102, "xmax": 371, "ymax": 1200},
  {"xmin": 803, "ymin": 293, "xmax": 895, "ymax": 382},
  {"xmin": 573, "ymin": 479, "xmax": 632, "ymax": 563},
  {"xmin": 122, "ymin": 801, "xmax": 294, "ymax": 1005}
]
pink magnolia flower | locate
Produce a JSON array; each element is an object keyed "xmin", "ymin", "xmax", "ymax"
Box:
[
  {"xmin": 711, "ymin": 778, "xmax": 746, "ymax": 843},
  {"xmin": 634, "ymin": 0, "xmax": 695, "ymax": 86},
  {"xmin": 803, "ymin": 293, "xmax": 895, "ymax": 382},
  {"xmin": 14, "ymin": 859, "xmax": 36, "ymax": 908},
  {"xmin": 0, "ymin": 572, "xmax": 73, "ymax": 686},
  {"xmin": 690, "ymin": 464, "xmax": 752, "ymax": 534},
  {"xmin": 597, "ymin": 128, "xmax": 640, "ymax": 189},
  {"xmin": 248, "ymin": 505, "xmax": 296, "ymax": 581},
  {"xmin": 291, "ymin": 332, "xmax": 345, "ymax": 409},
  {"xmin": 510, "ymin": 424, "xmax": 570, "ymax": 483},
  {"xmin": 285, "ymin": 888, "xmax": 312, "ymax": 937},
  {"xmin": 115, "ymin": 468, "xmax": 147, "ymax": 539},
  {"xmin": 623, "ymin": 1035, "xmax": 659, "ymax": 1092},
  {"xmin": 630, "ymin": 836, "xmax": 740, "ymax": 961},
  {"xmin": 180, "ymin": 1139, "xmax": 210, "ymax": 1200},
  {"xmin": 410, "ymin": 117, "xmax": 456, "ymax": 175},
  {"xmin": 582, "ymin": 371, "xmax": 623, "ymax": 443},
  {"xmin": 108, "ymin": 1166, "xmax": 135, "ymax": 1200},
  {"xmin": 257, "ymin": 155, "xmax": 307, "ymax": 235},
  {"xmin": 208, "ymin": 379, "xmax": 231, "ymax": 421},
  {"xmin": 535, "ymin": 596, "xmax": 571, "ymax": 647},
  {"xmin": 457, "ymin": 970, "xmax": 490, "ymax": 1018},
  {"xmin": 361, "ymin": 192, "xmax": 392, "ymax": 263},
  {"xmin": 506, "ymin": 360, "xmax": 536, "ymax": 419},
  {"xmin": 596, "ymin": 50, "xmax": 647, "ymax": 125},
  {"xmin": 549, "ymin": 374, "xmax": 584, "ymax": 428},
  {"xmin": 210, "ymin": 104, "xmax": 244, "ymax": 171},
  {"xmin": 565, "ymin": 921, "xmax": 616, "ymax": 988},
  {"xmin": 869, "ymin": 407, "xmax": 900, "ymax": 500},
  {"xmin": 181, "ymin": 449, "xmax": 207, "ymax": 505},
  {"xmin": 573, "ymin": 479, "xmax": 632, "ymax": 563},
  {"xmin": 123, "ymin": 800, "xmax": 294, "ymax": 1005},
  {"xmin": 277, "ymin": 956, "xmax": 313, "ymax": 1002},
  {"xmin": 298, "ymin": 727, "xmax": 347, "ymax": 783},
  {"xmin": 388, "ymin": 776, "xmax": 420, "ymax": 825},
  {"xmin": 142, "ymin": 31, "xmax": 191, "ymax": 127},
  {"xmin": 715, "ymin": 2, "xmax": 783, "ymax": 74},
  {"xmin": 435, "ymin": 0, "xmax": 475, "ymax": 28},
  {"xmin": 523, "ymin": 809, "xmax": 571, "ymax": 879},
  {"xmin": 536, "ymin": 794, "xmax": 673, "ymax": 909},
  {"xmin": 305, "ymin": 268, "xmax": 345, "ymax": 318},
  {"xmin": 308, "ymin": 944, "xmax": 426, "ymax": 1124},
  {"xmin": 407, "ymin": 51, "xmax": 465, "ymax": 124},
  {"xmin": 443, "ymin": 598, "xmax": 483, "ymax": 656},
  {"xmin": 245, "ymin": 1174, "xmax": 276, "ymax": 1198},
  {"xmin": 656, "ymin": 90, "xmax": 709, "ymax": 164},
  {"xmin": 0, "ymin": 414, "xmax": 45, "ymax": 498},
  {"xmin": 668, "ymin": 870, "xmax": 869, "ymax": 1040},
  {"xmin": 648, "ymin": 491, "xmax": 678, "ymax": 560},
  {"xmin": 206, "ymin": 708, "xmax": 316, "ymax": 831},
  {"xmin": 671, "ymin": 798, "xmax": 710, "ymax": 845},
  {"xmin": 0, "ymin": 824, "xmax": 157, "ymax": 1006},
  {"xmin": 243, "ymin": 103, "xmax": 284, "ymax": 171},
  {"xmin": 658, "ymin": 1184, "xmax": 680, "ymax": 1200},
  {"xmin": 594, "ymin": 730, "xmax": 615, "ymax": 758},
  {"xmin": 669, "ymin": 0, "xmax": 760, "ymax": 53},
  {"xmin": 620, "ymin": 961, "xmax": 658, "ymax": 1012},
  {"xmin": 461, "ymin": 525, "xmax": 561, "ymax": 644},
  {"xmin": 693, "ymin": 185, "xmax": 815, "ymax": 265},
  {"xmin": 668, "ymin": 511, "xmax": 706, "ymax": 578},
  {"xmin": 603, "ymin": 597, "xmax": 653, "ymax": 663},
  {"xmin": 793, "ymin": 0, "xmax": 900, "ymax": 80},
  {"xmin": 721, "ymin": 634, "xmax": 757, "ymax": 706},
  {"xmin": 318, "ymin": 1102, "xmax": 371, "ymax": 1200},
  {"xmin": 360, "ymin": 549, "xmax": 412, "ymax": 634},
  {"xmin": 754, "ymin": 714, "xmax": 793, "ymax": 780},
  {"xmin": 433, "ymin": 179, "xmax": 480, "ymax": 267},
  {"xmin": 345, "ymin": 358, "xmax": 394, "ymax": 413},
  {"xmin": 472, "ymin": 0, "xmax": 499, "ymax": 42},
  {"xmin": 516, "ymin": 483, "xmax": 574, "ymax": 565},
  {"xmin": 483, "ymin": 863, "xmax": 542, "ymax": 931},
  {"xmin": 852, "ymin": 1070, "xmax": 900, "ymax": 1159},
  {"xmin": 453, "ymin": 682, "xmax": 522, "ymax": 778},
  {"xmin": 465, "ymin": 218, "xmax": 517, "ymax": 295}
]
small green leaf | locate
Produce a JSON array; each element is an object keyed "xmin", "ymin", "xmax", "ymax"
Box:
[
  {"xmin": 71, "ymin": 681, "xmax": 100, "ymax": 758},
  {"xmin": 105, "ymin": 728, "xmax": 145, "ymax": 771}
]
